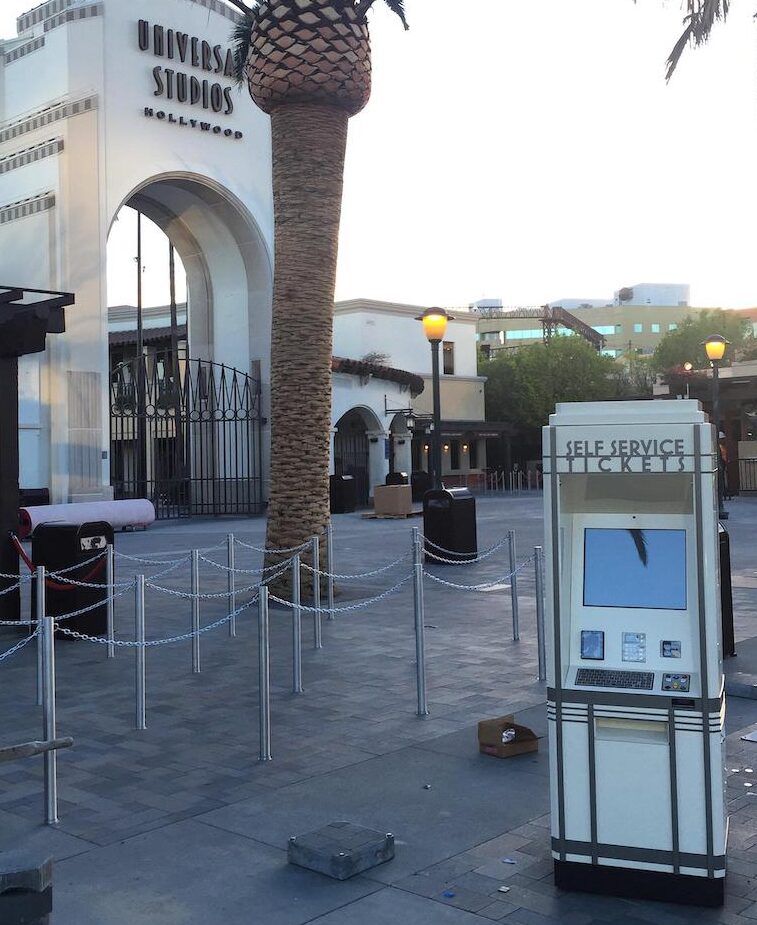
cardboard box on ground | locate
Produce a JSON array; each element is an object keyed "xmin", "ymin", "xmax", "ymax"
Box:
[{"xmin": 477, "ymin": 715, "xmax": 539, "ymax": 759}]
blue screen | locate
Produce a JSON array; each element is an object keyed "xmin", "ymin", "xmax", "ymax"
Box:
[{"xmin": 583, "ymin": 528, "xmax": 687, "ymax": 610}]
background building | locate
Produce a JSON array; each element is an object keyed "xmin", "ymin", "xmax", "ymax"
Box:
[
  {"xmin": 477, "ymin": 283, "xmax": 727, "ymax": 359},
  {"xmin": 1, "ymin": 0, "xmax": 274, "ymax": 508}
]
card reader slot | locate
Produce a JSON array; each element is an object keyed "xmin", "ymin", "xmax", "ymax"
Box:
[{"xmin": 594, "ymin": 717, "xmax": 669, "ymax": 745}]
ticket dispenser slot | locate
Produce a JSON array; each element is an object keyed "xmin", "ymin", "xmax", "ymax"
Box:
[{"xmin": 544, "ymin": 401, "xmax": 726, "ymax": 907}]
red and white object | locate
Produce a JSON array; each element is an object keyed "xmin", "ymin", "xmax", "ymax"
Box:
[{"xmin": 18, "ymin": 499, "xmax": 155, "ymax": 539}]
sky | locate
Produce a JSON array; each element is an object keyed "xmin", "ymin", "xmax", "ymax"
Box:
[{"xmin": 3, "ymin": 0, "xmax": 757, "ymax": 309}]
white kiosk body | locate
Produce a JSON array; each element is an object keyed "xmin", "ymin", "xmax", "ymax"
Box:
[{"xmin": 544, "ymin": 401, "xmax": 726, "ymax": 906}]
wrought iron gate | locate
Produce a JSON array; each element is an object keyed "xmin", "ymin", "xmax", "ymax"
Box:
[
  {"xmin": 334, "ymin": 429, "xmax": 369, "ymax": 508},
  {"xmin": 110, "ymin": 355, "xmax": 263, "ymax": 518}
]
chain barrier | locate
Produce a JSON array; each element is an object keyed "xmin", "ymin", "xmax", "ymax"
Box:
[
  {"xmin": 199, "ymin": 553, "xmax": 295, "ymax": 576},
  {"xmin": 420, "ymin": 534, "xmax": 510, "ymax": 565},
  {"xmin": 145, "ymin": 579, "xmax": 264, "ymax": 599},
  {"xmin": 0, "ymin": 571, "xmax": 32, "ymax": 582},
  {"xmin": 423, "ymin": 556, "xmax": 534, "ymax": 592},
  {"xmin": 234, "ymin": 537, "xmax": 310, "ymax": 555},
  {"xmin": 300, "ymin": 553, "xmax": 411, "ymax": 581},
  {"xmin": 115, "ymin": 551, "xmax": 191, "ymax": 567},
  {"xmin": 0, "ymin": 629, "xmax": 38, "ymax": 662},
  {"xmin": 270, "ymin": 573, "xmax": 414, "ymax": 614},
  {"xmin": 55, "ymin": 594, "xmax": 260, "ymax": 648},
  {"xmin": 0, "ymin": 579, "xmax": 26, "ymax": 598}
]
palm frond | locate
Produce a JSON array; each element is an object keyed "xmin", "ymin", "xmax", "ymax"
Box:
[
  {"xmin": 383, "ymin": 0, "xmax": 409, "ymax": 30},
  {"xmin": 629, "ymin": 529, "xmax": 648, "ymax": 567},
  {"xmin": 354, "ymin": 0, "xmax": 409, "ymax": 30},
  {"xmin": 666, "ymin": 0, "xmax": 730, "ymax": 80},
  {"xmin": 230, "ymin": 9, "xmax": 257, "ymax": 86}
]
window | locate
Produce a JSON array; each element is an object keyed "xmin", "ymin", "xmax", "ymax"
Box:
[
  {"xmin": 651, "ymin": 323, "xmax": 661, "ymax": 334},
  {"xmin": 633, "ymin": 323, "xmax": 643, "ymax": 334},
  {"xmin": 506, "ymin": 328, "xmax": 543, "ymax": 340},
  {"xmin": 592, "ymin": 324, "xmax": 622, "ymax": 336},
  {"xmin": 601, "ymin": 349, "xmax": 619, "ymax": 358},
  {"xmin": 443, "ymin": 341, "xmax": 455, "ymax": 375},
  {"xmin": 668, "ymin": 323, "xmax": 678, "ymax": 331},
  {"xmin": 450, "ymin": 440, "xmax": 460, "ymax": 470}
]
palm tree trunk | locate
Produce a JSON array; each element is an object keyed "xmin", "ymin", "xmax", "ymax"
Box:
[{"xmin": 264, "ymin": 103, "xmax": 348, "ymax": 592}]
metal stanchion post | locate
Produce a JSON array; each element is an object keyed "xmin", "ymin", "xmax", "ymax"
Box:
[
  {"xmin": 508, "ymin": 530, "xmax": 520, "ymax": 641},
  {"xmin": 135, "ymin": 574, "xmax": 146, "ymax": 730},
  {"xmin": 258, "ymin": 585, "xmax": 272, "ymax": 761},
  {"xmin": 41, "ymin": 610, "xmax": 58, "ymax": 825},
  {"xmin": 311, "ymin": 536, "xmax": 322, "ymax": 649},
  {"xmin": 326, "ymin": 521, "xmax": 335, "ymax": 621},
  {"xmin": 227, "ymin": 534, "xmax": 236, "ymax": 638},
  {"xmin": 191, "ymin": 549, "xmax": 200, "ymax": 673},
  {"xmin": 412, "ymin": 527, "xmax": 429, "ymax": 716},
  {"xmin": 36, "ymin": 566, "xmax": 44, "ymax": 706},
  {"xmin": 535, "ymin": 546, "xmax": 547, "ymax": 682},
  {"xmin": 292, "ymin": 554, "xmax": 303, "ymax": 694},
  {"xmin": 106, "ymin": 543, "xmax": 115, "ymax": 659}
]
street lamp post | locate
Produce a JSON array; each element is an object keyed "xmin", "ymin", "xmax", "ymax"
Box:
[
  {"xmin": 416, "ymin": 308, "xmax": 454, "ymax": 489},
  {"xmin": 703, "ymin": 334, "xmax": 729, "ymax": 521}
]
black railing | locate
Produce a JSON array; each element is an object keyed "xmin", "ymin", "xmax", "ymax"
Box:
[{"xmin": 110, "ymin": 356, "xmax": 263, "ymax": 518}]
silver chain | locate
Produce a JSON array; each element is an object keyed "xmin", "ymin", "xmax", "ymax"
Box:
[
  {"xmin": 0, "ymin": 630, "xmax": 37, "ymax": 662},
  {"xmin": 235, "ymin": 537, "xmax": 310, "ymax": 554},
  {"xmin": 270, "ymin": 573, "xmax": 413, "ymax": 614},
  {"xmin": 423, "ymin": 557, "xmax": 533, "ymax": 592},
  {"xmin": 115, "ymin": 551, "xmax": 191, "ymax": 566},
  {"xmin": 54, "ymin": 595, "xmax": 260, "ymax": 648},
  {"xmin": 300, "ymin": 553, "xmax": 410, "ymax": 580},
  {"xmin": 199, "ymin": 554, "xmax": 295, "ymax": 575},
  {"xmin": 421, "ymin": 534, "xmax": 509, "ymax": 565}
]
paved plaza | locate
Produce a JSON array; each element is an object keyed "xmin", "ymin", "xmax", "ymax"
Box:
[{"xmin": 2, "ymin": 493, "xmax": 757, "ymax": 923}]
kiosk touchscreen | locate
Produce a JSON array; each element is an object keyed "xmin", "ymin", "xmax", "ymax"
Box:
[{"xmin": 544, "ymin": 401, "xmax": 726, "ymax": 906}]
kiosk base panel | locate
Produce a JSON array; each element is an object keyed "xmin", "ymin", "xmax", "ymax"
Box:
[{"xmin": 554, "ymin": 860, "xmax": 724, "ymax": 907}]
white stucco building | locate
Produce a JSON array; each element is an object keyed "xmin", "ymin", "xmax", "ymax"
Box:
[{"xmin": 1, "ymin": 0, "xmax": 273, "ymax": 505}]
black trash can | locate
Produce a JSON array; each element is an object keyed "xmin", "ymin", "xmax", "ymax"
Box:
[
  {"xmin": 386, "ymin": 471, "xmax": 409, "ymax": 486},
  {"xmin": 330, "ymin": 475, "xmax": 356, "ymax": 514},
  {"xmin": 423, "ymin": 488, "xmax": 477, "ymax": 562},
  {"xmin": 31, "ymin": 521, "xmax": 112, "ymax": 635},
  {"xmin": 411, "ymin": 470, "xmax": 431, "ymax": 503},
  {"xmin": 719, "ymin": 522, "xmax": 736, "ymax": 658}
]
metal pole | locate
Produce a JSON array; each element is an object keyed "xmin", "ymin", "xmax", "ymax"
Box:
[
  {"xmin": 311, "ymin": 536, "xmax": 322, "ymax": 649},
  {"xmin": 535, "ymin": 546, "xmax": 547, "ymax": 682},
  {"xmin": 712, "ymin": 362, "xmax": 728, "ymax": 520},
  {"xmin": 135, "ymin": 574, "xmax": 146, "ymax": 730},
  {"xmin": 227, "ymin": 534, "xmax": 236, "ymax": 637},
  {"xmin": 292, "ymin": 554, "xmax": 303, "ymax": 693},
  {"xmin": 41, "ymin": 610, "xmax": 58, "ymax": 825},
  {"xmin": 326, "ymin": 521, "xmax": 335, "ymax": 621},
  {"xmin": 106, "ymin": 544, "xmax": 115, "ymax": 659},
  {"xmin": 412, "ymin": 527, "xmax": 429, "ymax": 716},
  {"xmin": 430, "ymin": 340, "xmax": 442, "ymax": 489},
  {"xmin": 36, "ymin": 565, "xmax": 44, "ymax": 706},
  {"xmin": 258, "ymin": 585, "xmax": 272, "ymax": 761},
  {"xmin": 508, "ymin": 530, "xmax": 520, "ymax": 641},
  {"xmin": 191, "ymin": 549, "xmax": 200, "ymax": 673}
]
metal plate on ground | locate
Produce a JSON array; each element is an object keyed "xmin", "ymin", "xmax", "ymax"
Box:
[{"xmin": 287, "ymin": 822, "xmax": 395, "ymax": 880}]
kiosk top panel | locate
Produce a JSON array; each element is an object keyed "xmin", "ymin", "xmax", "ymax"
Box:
[{"xmin": 549, "ymin": 400, "xmax": 706, "ymax": 427}]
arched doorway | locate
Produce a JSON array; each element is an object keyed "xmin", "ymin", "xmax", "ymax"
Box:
[
  {"xmin": 333, "ymin": 408, "xmax": 382, "ymax": 508},
  {"xmin": 107, "ymin": 174, "xmax": 272, "ymax": 516}
]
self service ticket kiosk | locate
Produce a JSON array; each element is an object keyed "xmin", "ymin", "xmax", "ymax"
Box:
[{"xmin": 544, "ymin": 400, "xmax": 726, "ymax": 906}]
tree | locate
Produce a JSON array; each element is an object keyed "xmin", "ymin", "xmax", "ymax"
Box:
[
  {"xmin": 229, "ymin": 0, "xmax": 408, "ymax": 583},
  {"xmin": 663, "ymin": 0, "xmax": 730, "ymax": 80},
  {"xmin": 651, "ymin": 309, "xmax": 752, "ymax": 373},
  {"xmin": 481, "ymin": 338, "xmax": 622, "ymax": 432}
]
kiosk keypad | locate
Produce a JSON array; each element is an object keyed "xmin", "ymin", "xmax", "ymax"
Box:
[{"xmin": 575, "ymin": 668, "xmax": 654, "ymax": 690}]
